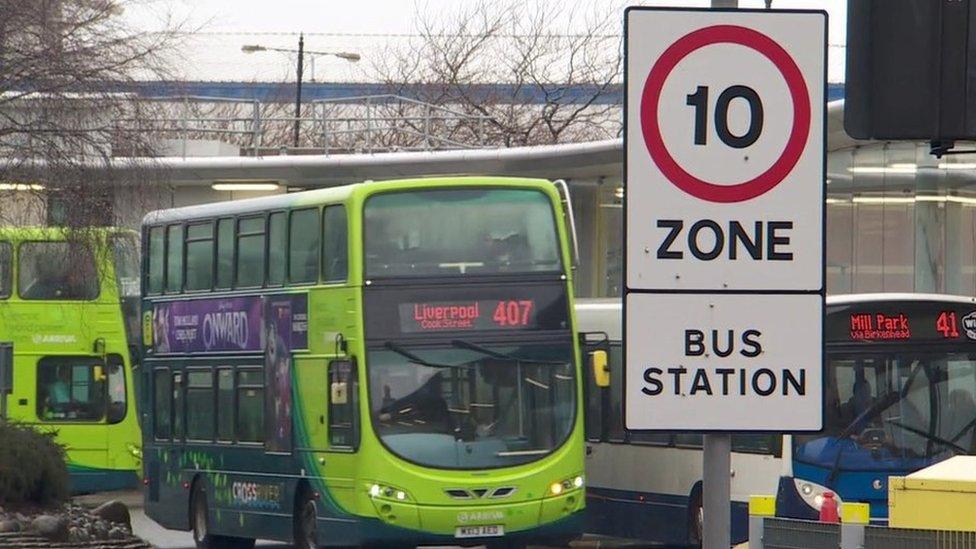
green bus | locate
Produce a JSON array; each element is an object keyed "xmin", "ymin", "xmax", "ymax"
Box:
[
  {"xmin": 140, "ymin": 177, "xmax": 586, "ymax": 548},
  {"xmin": 0, "ymin": 227, "xmax": 142, "ymax": 493}
]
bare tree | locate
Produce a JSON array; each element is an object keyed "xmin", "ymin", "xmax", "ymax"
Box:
[
  {"xmin": 369, "ymin": 0, "xmax": 622, "ymax": 149},
  {"xmin": 0, "ymin": 0, "xmax": 183, "ymax": 230}
]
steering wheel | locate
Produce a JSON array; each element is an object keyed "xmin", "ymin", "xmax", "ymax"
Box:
[{"xmin": 856, "ymin": 427, "xmax": 887, "ymax": 449}]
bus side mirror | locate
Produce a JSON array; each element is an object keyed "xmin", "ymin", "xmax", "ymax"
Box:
[{"xmin": 590, "ymin": 350, "xmax": 609, "ymax": 388}]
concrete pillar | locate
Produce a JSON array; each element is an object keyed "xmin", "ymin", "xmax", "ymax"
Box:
[
  {"xmin": 748, "ymin": 495, "xmax": 776, "ymax": 549},
  {"xmin": 914, "ymin": 159, "xmax": 946, "ymax": 293},
  {"xmin": 840, "ymin": 502, "xmax": 870, "ymax": 549}
]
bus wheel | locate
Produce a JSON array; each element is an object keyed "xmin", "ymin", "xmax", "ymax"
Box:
[
  {"xmin": 191, "ymin": 482, "xmax": 255, "ymax": 549},
  {"xmin": 293, "ymin": 487, "xmax": 319, "ymax": 549},
  {"xmin": 688, "ymin": 493, "xmax": 703, "ymax": 548}
]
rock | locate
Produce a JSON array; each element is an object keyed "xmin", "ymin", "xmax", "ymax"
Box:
[
  {"xmin": 91, "ymin": 519, "xmax": 109, "ymax": 540},
  {"xmin": 0, "ymin": 519, "xmax": 20, "ymax": 533},
  {"xmin": 92, "ymin": 499, "xmax": 131, "ymax": 529},
  {"xmin": 31, "ymin": 514, "xmax": 68, "ymax": 541}
]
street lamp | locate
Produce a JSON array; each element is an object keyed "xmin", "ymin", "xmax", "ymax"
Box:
[{"xmin": 242, "ymin": 34, "xmax": 360, "ymax": 148}]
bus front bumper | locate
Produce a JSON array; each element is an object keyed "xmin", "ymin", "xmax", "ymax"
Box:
[{"xmin": 324, "ymin": 494, "xmax": 585, "ymax": 546}]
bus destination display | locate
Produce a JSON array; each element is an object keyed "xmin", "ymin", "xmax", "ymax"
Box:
[
  {"xmin": 399, "ymin": 299, "xmax": 536, "ymax": 333},
  {"xmin": 831, "ymin": 302, "xmax": 976, "ymax": 343}
]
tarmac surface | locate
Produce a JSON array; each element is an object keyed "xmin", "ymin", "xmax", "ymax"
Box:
[{"xmin": 74, "ymin": 490, "xmax": 676, "ymax": 548}]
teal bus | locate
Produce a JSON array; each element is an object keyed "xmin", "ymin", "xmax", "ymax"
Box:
[
  {"xmin": 140, "ymin": 177, "xmax": 586, "ymax": 548},
  {"xmin": 0, "ymin": 227, "xmax": 142, "ymax": 493}
]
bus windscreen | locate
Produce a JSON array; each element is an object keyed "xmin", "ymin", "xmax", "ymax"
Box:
[{"xmin": 363, "ymin": 188, "xmax": 562, "ymax": 277}]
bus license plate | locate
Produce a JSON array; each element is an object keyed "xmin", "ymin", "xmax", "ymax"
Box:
[{"xmin": 455, "ymin": 525, "xmax": 504, "ymax": 538}]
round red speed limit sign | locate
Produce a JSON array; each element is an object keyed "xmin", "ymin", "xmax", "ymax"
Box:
[{"xmin": 640, "ymin": 24, "xmax": 811, "ymax": 204}]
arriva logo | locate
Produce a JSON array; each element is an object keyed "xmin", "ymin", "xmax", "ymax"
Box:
[{"xmin": 456, "ymin": 511, "xmax": 504, "ymax": 523}]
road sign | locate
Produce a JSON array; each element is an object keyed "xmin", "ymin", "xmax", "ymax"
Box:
[
  {"xmin": 626, "ymin": 8, "xmax": 826, "ymax": 292},
  {"xmin": 624, "ymin": 7, "xmax": 826, "ymax": 432},
  {"xmin": 625, "ymin": 293, "xmax": 823, "ymax": 431}
]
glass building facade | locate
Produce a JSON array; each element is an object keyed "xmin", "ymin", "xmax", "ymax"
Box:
[{"xmin": 572, "ymin": 141, "xmax": 976, "ymax": 299}]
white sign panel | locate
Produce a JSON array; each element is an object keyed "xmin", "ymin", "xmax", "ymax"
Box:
[
  {"xmin": 625, "ymin": 293, "xmax": 823, "ymax": 431},
  {"xmin": 625, "ymin": 8, "xmax": 825, "ymax": 292}
]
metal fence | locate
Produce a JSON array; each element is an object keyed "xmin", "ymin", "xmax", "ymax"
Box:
[
  {"xmin": 761, "ymin": 518, "xmax": 840, "ymax": 549},
  {"xmin": 112, "ymin": 94, "xmax": 493, "ymax": 156},
  {"xmin": 864, "ymin": 525, "xmax": 976, "ymax": 549},
  {"xmin": 753, "ymin": 517, "xmax": 976, "ymax": 549}
]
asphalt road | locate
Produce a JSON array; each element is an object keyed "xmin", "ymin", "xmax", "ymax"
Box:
[{"xmin": 77, "ymin": 490, "xmax": 658, "ymax": 549}]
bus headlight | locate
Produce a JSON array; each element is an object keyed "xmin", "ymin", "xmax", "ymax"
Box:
[
  {"xmin": 549, "ymin": 474, "xmax": 584, "ymax": 496},
  {"xmin": 368, "ymin": 482, "xmax": 411, "ymax": 502},
  {"xmin": 793, "ymin": 478, "xmax": 840, "ymax": 511},
  {"xmin": 126, "ymin": 443, "xmax": 142, "ymax": 460}
]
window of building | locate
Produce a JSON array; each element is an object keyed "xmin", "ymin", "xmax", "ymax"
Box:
[
  {"xmin": 166, "ymin": 225, "xmax": 183, "ymax": 293},
  {"xmin": 172, "ymin": 371, "xmax": 184, "ymax": 439},
  {"xmin": 236, "ymin": 217, "xmax": 266, "ymax": 288},
  {"xmin": 0, "ymin": 242, "xmax": 11, "ymax": 299},
  {"xmin": 268, "ymin": 212, "xmax": 286, "ymax": 286},
  {"xmin": 154, "ymin": 369, "xmax": 171, "ymax": 439},
  {"xmin": 186, "ymin": 370, "xmax": 214, "ymax": 441},
  {"xmin": 185, "ymin": 223, "xmax": 214, "ymax": 291},
  {"xmin": 237, "ymin": 369, "xmax": 264, "ymax": 443},
  {"xmin": 289, "ymin": 208, "xmax": 319, "ymax": 284},
  {"xmin": 36, "ymin": 357, "xmax": 106, "ymax": 421},
  {"xmin": 674, "ymin": 433, "xmax": 704, "ymax": 448},
  {"xmin": 217, "ymin": 368, "xmax": 234, "ymax": 442},
  {"xmin": 731, "ymin": 434, "xmax": 780, "ymax": 455},
  {"xmin": 148, "ymin": 227, "xmax": 165, "ymax": 295},
  {"xmin": 630, "ymin": 432, "xmax": 673, "ymax": 445},
  {"xmin": 323, "ymin": 206, "xmax": 348, "ymax": 283},
  {"xmin": 19, "ymin": 242, "xmax": 98, "ymax": 300},
  {"xmin": 328, "ymin": 359, "xmax": 358, "ymax": 448},
  {"xmin": 216, "ymin": 218, "xmax": 234, "ymax": 289}
]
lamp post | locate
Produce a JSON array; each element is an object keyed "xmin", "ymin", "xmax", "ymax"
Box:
[{"xmin": 242, "ymin": 36, "xmax": 360, "ymax": 148}]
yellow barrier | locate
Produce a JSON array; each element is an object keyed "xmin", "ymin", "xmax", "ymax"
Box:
[
  {"xmin": 841, "ymin": 502, "xmax": 870, "ymax": 525},
  {"xmin": 749, "ymin": 495, "xmax": 776, "ymax": 517}
]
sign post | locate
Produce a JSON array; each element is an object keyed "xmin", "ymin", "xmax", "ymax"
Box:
[{"xmin": 624, "ymin": 6, "xmax": 826, "ymax": 548}]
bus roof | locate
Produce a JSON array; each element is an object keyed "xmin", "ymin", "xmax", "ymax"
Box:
[
  {"xmin": 576, "ymin": 298, "xmax": 622, "ymax": 340},
  {"xmin": 142, "ymin": 176, "xmax": 554, "ymax": 226},
  {"xmin": 575, "ymin": 294, "xmax": 976, "ymax": 342},
  {"xmin": 826, "ymin": 293, "xmax": 976, "ymax": 306}
]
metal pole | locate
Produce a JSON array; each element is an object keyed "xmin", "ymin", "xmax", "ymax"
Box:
[
  {"xmin": 293, "ymin": 33, "xmax": 304, "ymax": 148},
  {"xmin": 694, "ymin": 2, "xmax": 736, "ymax": 543},
  {"xmin": 702, "ymin": 2, "xmax": 734, "ymax": 542},
  {"xmin": 703, "ymin": 434, "xmax": 731, "ymax": 549}
]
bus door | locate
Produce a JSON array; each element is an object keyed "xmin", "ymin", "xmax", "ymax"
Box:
[
  {"xmin": 35, "ymin": 355, "xmax": 112, "ymax": 491},
  {"xmin": 0, "ymin": 343, "xmax": 11, "ymax": 419}
]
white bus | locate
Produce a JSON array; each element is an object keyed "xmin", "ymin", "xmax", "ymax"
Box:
[{"xmin": 579, "ymin": 294, "xmax": 976, "ymax": 544}]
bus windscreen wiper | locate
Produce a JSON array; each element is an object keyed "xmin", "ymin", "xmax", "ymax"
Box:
[
  {"xmin": 384, "ymin": 341, "xmax": 467, "ymax": 369},
  {"xmin": 450, "ymin": 339, "xmax": 564, "ymax": 366},
  {"xmin": 885, "ymin": 419, "xmax": 968, "ymax": 455}
]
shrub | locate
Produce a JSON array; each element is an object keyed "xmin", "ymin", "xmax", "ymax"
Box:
[{"xmin": 0, "ymin": 421, "xmax": 69, "ymax": 505}]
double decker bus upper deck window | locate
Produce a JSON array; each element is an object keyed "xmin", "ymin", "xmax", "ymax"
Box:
[{"xmin": 364, "ymin": 188, "xmax": 562, "ymax": 277}]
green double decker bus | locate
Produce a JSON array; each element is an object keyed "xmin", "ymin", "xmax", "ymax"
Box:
[
  {"xmin": 0, "ymin": 227, "xmax": 142, "ymax": 493},
  {"xmin": 140, "ymin": 177, "xmax": 585, "ymax": 548}
]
